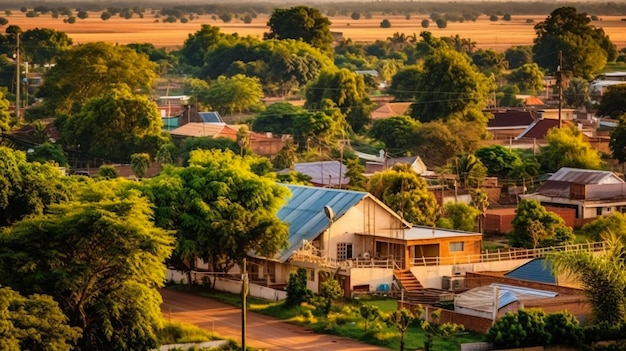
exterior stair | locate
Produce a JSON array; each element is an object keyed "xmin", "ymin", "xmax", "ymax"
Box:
[{"xmin": 394, "ymin": 269, "xmax": 424, "ymax": 291}]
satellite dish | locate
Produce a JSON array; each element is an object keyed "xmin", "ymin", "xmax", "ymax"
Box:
[{"xmin": 323, "ymin": 205, "xmax": 335, "ymax": 221}]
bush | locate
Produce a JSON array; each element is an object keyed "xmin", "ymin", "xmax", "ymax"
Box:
[
  {"xmin": 503, "ymin": 13, "xmax": 511, "ymax": 21},
  {"xmin": 380, "ymin": 19, "xmax": 391, "ymax": 28},
  {"xmin": 219, "ymin": 13, "xmax": 232, "ymax": 23},
  {"xmin": 98, "ymin": 165, "xmax": 119, "ymax": 179},
  {"xmin": 285, "ymin": 268, "xmax": 313, "ymax": 307},
  {"xmin": 100, "ymin": 11, "xmax": 111, "ymax": 20},
  {"xmin": 351, "ymin": 11, "xmax": 360, "ymax": 20},
  {"xmin": 435, "ymin": 18, "xmax": 447, "ymax": 28},
  {"xmin": 490, "ymin": 14, "xmax": 498, "ymax": 21},
  {"xmin": 0, "ymin": 17, "xmax": 8, "ymax": 26},
  {"xmin": 421, "ymin": 19, "xmax": 429, "ymax": 28}
]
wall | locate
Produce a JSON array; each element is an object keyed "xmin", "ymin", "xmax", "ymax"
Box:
[
  {"xmin": 348, "ymin": 267, "xmax": 393, "ymax": 292},
  {"xmin": 411, "ymin": 259, "xmax": 531, "ymax": 289},
  {"xmin": 465, "ymin": 272, "xmax": 583, "ymax": 296}
]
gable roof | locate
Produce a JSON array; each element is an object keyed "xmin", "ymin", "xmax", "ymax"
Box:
[
  {"xmin": 515, "ymin": 118, "xmax": 564, "ymax": 140},
  {"xmin": 487, "ymin": 109, "xmax": 535, "ymax": 129},
  {"xmin": 169, "ymin": 122, "xmax": 242, "ymax": 138},
  {"xmin": 504, "ymin": 258, "xmax": 556, "ymax": 284},
  {"xmin": 371, "ymin": 102, "xmax": 412, "ymax": 120},
  {"xmin": 275, "ymin": 185, "xmax": 368, "ymax": 262},
  {"xmin": 547, "ymin": 167, "xmax": 623, "ymax": 184},
  {"xmin": 282, "ymin": 161, "xmax": 349, "ymax": 187}
]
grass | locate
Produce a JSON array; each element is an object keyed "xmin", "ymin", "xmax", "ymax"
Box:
[{"xmin": 187, "ymin": 287, "xmax": 487, "ymax": 350}]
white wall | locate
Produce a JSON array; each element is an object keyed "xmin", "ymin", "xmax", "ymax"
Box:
[{"xmin": 349, "ymin": 268, "xmax": 394, "ymax": 292}]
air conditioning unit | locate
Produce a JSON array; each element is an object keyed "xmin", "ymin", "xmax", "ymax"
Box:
[
  {"xmin": 442, "ymin": 275, "xmax": 465, "ymax": 292},
  {"xmin": 362, "ymin": 252, "xmax": 371, "ymax": 259}
]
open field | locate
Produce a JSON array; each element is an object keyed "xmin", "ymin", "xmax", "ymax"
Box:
[{"xmin": 4, "ymin": 11, "xmax": 626, "ymax": 51}]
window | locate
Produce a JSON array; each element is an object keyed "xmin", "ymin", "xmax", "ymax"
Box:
[
  {"xmin": 307, "ymin": 269, "xmax": 315, "ymax": 282},
  {"xmin": 597, "ymin": 207, "xmax": 603, "ymax": 216},
  {"xmin": 337, "ymin": 243, "xmax": 353, "ymax": 261},
  {"xmin": 449, "ymin": 241, "xmax": 464, "ymax": 252}
]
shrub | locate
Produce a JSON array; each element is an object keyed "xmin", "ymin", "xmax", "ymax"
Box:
[
  {"xmin": 435, "ymin": 18, "xmax": 447, "ymax": 28},
  {"xmin": 490, "ymin": 14, "xmax": 498, "ymax": 21},
  {"xmin": 421, "ymin": 19, "xmax": 429, "ymax": 28},
  {"xmin": 98, "ymin": 165, "xmax": 119, "ymax": 179},
  {"xmin": 285, "ymin": 268, "xmax": 313, "ymax": 307},
  {"xmin": 219, "ymin": 13, "xmax": 232, "ymax": 23},
  {"xmin": 351, "ymin": 11, "xmax": 360, "ymax": 20},
  {"xmin": 380, "ymin": 19, "xmax": 391, "ymax": 28}
]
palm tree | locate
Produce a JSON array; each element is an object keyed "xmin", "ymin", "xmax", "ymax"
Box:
[
  {"xmin": 130, "ymin": 153, "xmax": 151, "ymax": 179},
  {"xmin": 549, "ymin": 232, "xmax": 626, "ymax": 325}
]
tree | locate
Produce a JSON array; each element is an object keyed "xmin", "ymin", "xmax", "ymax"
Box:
[
  {"xmin": 388, "ymin": 66, "xmax": 422, "ymax": 101},
  {"xmin": 21, "ymin": 28, "xmax": 72, "ymax": 66},
  {"xmin": 475, "ymin": 145, "xmax": 523, "ymax": 178},
  {"xmin": 581, "ymin": 211, "xmax": 626, "ymax": 242},
  {"xmin": 471, "ymin": 49, "xmax": 508, "ymax": 76},
  {"xmin": 0, "ymin": 287, "xmax": 81, "ymax": 350},
  {"xmin": 367, "ymin": 164, "xmax": 439, "ymax": 225},
  {"xmin": 180, "ymin": 136, "xmax": 240, "ymax": 166},
  {"xmin": 507, "ymin": 63, "xmax": 544, "ymax": 94},
  {"xmin": 305, "ymin": 69, "xmax": 373, "ymax": 132},
  {"xmin": 487, "ymin": 309, "xmax": 551, "ymax": 348},
  {"xmin": 471, "ymin": 189, "xmax": 490, "ymax": 233},
  {"xmin": 498, "ymin": 85, "xmax": 523, "ymax": 107},
  {"xmin": 76, "ymin": 10, "xmax": 88, "ymax": 19},
  {"xmin": 0, "ymin": 17, "xmax": 7, "ymax": 26},
  {"xmin": 421, "ymin": 19, "xmax": 429, "ymax": 28},
  {"xmin": 368, "ymin": 116, "xmax": 420, "ymax": 151},
  {"xmin": 596, "ymin": 85, "xmax": 626, "ymax": 119},
  {"xmin": 509, "ymin": 199, "xmax": 575, "ymax": 249},
  {"xmin": 265, "ymin": 6, "xmax": 333, "ymax": 52},
  {"xmin": 199, "ymin": 74, "xmax": 263, "ymax": 116},
  {"xmin": 544, "ymin": 311, "xmax": 584, "ymax": 347},
  {"xmin": 252, "ymin": 102, "xmax": 303, "ymax": 135},
  {"xmin": 98, "ymin": 165, "xmax": 119, "ymax": 179},
  {"xmin": 100, "ymin": 11, "xmax": 111, "ymax": 20},
  {"xmin": 0, "ymin": 180, "xmax": 175, "ymax": 350},
  {"xmin": 387, "ymin": 307, "xmax": 416, "ymax": 351},
  {"xmin": 533, "ymin": 7, "xmax": 617, "ymax": 80},
  {"xmin": 179, "ymin": 25, "xmax": 236, "ymax": 67},
  {"xmin": 144, "ymin": 149, "xmax": 289, "ymax": 288},
  {"xmin": 564, "ymin": 77, "xmax": 591, "ymax": 108},
  {"xmin": 505, "ymin": 45, "xmax": 533, "ymax": 69},
  {"xmin": 359, "ymin": 305, "xmax": 383, "ymax": 331},
  {"xmin": 0, "ymin": 88, "xmax": 11, "ymax": 132},
  {"xmin": 435, "ymin": 18, "xmax": 447, "ymax": 29},
  {"xmin": 131, "ymin": 153, "xmax": 151, "ymax": 179},
  {"xmin": 61, "ymin": 85, "xmax": 166, "ymax": 161},
  {"xmin": 413, "ymin": 121, "xmax": 469, "ymax": 168},
  {"xmin": 315, "ymin": 273, "xmax": 343, "ymax": 316},
  {"xmin": 380, "ymin": 19, "xmax": 391, "ymax": 28},
  {"xmin": 37, "ymin": 42, "xmax": 157, "ymax": 114},
  {"xmin": 437, "ymin": 202, "xmax": 479, "ymax": 231},
  {"xmin": 27, "ymin": 142, "xmax": 68, "ymax": 166},
  {"xmin": 549, "ymin": 233, "xmax": 626, "ymax": 325},
  {"xmin": 410, "ymin": 34, "xmax": 492, "ymax": 126},
  {"xmin": 609, "ymin": 115, "xmax": 626, "ymax": 163},
  {"xmin": 537, "ymin": 125, "xmax": 602, "ymax": 172},
  {"xmin": 453, "ymin": 154, "xmax": 487, "ymax": 188},
  {"xmin": 285, "ymin": 268, "xmax": 313, "ymax": 307},
  {"xmin": 421, "ymin": 309, "xmax": 464, "ymax": 351},
  {"xmin": 345, "ymin": 157, "xmax": 367, "ymax": 191}
]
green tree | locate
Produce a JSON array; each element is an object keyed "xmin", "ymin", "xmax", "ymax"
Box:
[
  {"xmin": 76, "ymin": 10, "xmax": 88, "ymax": 19},
  {"xmin": 98, "ymin": 165, "xmax": 119, "ymax": 179},
  {"xmin": 487, "ymin": 309, "xmax": 551, "ymax": 348},
  {"xmin": 533, "ymin": 7, "xmax": 617, "ymax": 80},
  {"xmin": 0, "ymin": 88, "xmax": 12, "ymax": 132},
  {"xmin": 252, "ymin": 102, "xmax": 303, "ymax": 135},
  {"xmin": 453, "ymin": 154, "xmax": 487, "ymax": 188},
  {"xmin": 387, "ymin": 307, "xmax": 416, "ymax": 351},
  {"xmin": 305, "ymin": 69, "xmax": 374, "ymax": 132},
  {"xmin": 471, "ymin": 189, "xmax": 490, "ymax": 233},
  {"xmin": 475, "ymin": 145, "xmax": 523, "ymax": 178},
  {"xmin": 509, "ymin": 199, "xmax": 575, "ymax": 249},
  {"xmin": 178, "ymin": 24, "xmax": 237, "ymax": 67},
  {"xmin": 537, "ymin": 125, "xmax": 602, "ymax": 172},
  {"xmin": 265, "ymin": 6, "xmax": 333, "ymax": 52},
  {"xmin": 367, "ymin": 164, "xmax": 439, "ymax": 225},
  {"xmin": 180, "ymin": 136, "xmax": 240, "ymax": 166},
  {"xmin": 610, "ymin": 115, "xmax": 626, "ymax": 162},
  {"xmin": 199, "ymin": 74, "xmax": 263, "ymax": 116},
  {"xmin": 131, "ymin": 153, "xmax": 151, "ymax": 179},
  {"xmin": 596, "ymin": 85, "xmax": 626, "ymax": 119},
  {"xmin": 507, "ymin": 63, "xmax": 544, "ymax": 94},
  {"xmin": 368, "ymin": 116, "xmax": 420, "ymax": 151},
  {"xmin": 61, "ymin": 85, "xmax": 166, "ymax": 161},
  {"xmin": 0, "ymin": 287, "xmax": 81, "ymax": 350},
  {"xmin": 285, "ymin": 268, "xmax": 313, "ymax": 307},
  {"xmin": 144, "ymin": 149, "xmax": 289, "ymax": 288},
  {"xmin": 413, "ymin": 121, "xmax": 483, "ymax": 168},
  {"xmin": 471, "ymin": 49, "xmax": 508, "ymax": 76},
  {"xmin": 37, "ymin": 42, "xmax": 157, "ymax": 114},
  {"xmin": 316, "ymin": 274, "xmax": 343, "ymax": 316},
  {"xmin": 0, "ymin": 17, "xmax": 7, "ymax": 26},
  {"xmin": 421, "ymin": 19, "xmax": 429, "ymax": 28},
  {"xmin": 155, "ymin": 143, "xmax": 175, "ymax": 166},
  {"xmin": 564, "ymin": 77, "xmax": 591, "ymax": 108},
  {"xmin": 0, "ymin": 180, "xmax": 175, "ymax": 350},
  {"xmin": 359, "ymin": 305, "xmax": 383, "ymax": 331},
  {"xmin": 21, "ymin": 28, "xmax": 72, "ymax": 66},
  {"xmin": 505, "ymin": 45, "xmax": 533, "ymax": 69},
  {"xmin": 544, "ymin": 311, "xmax": 584, "ymax": 347},
  {"xmin": 345, "ymin": 157, "xmax": 368, "ymax": 191},
  {"xmin": 388, "ymin": 66, "xmax": 422, "ymax": 101},
  {"xmin": 380, "ymin": 19, "xmax": 391, "ymax": 28},
  {"xmin": 410, "ymin": 34, "xmax": 492, "ymax": 126},
  {"xmin": 421, "ymin": 309, "xmax": 464, "ymax": 351},
  {"xmin": 549, "ymin": 233, "xmax": 626, "ymax": 325},
  {"xmin": 437, "ymin": 202, "xmax": 480, "ymax": 231},
  {"xmin": 26, "ymin": 142, "xmax": 68, "ymax": 166},
  {"xmin": 100, "ymin": 11, "xmax": 111, "ymax": 20},
  {"xmin": 581, "ymin": 212, "xmax": 626, "ymax": 242},
  {"xmin": 273, "ymin": 140, "xmax": 298, "ymax": 171}
]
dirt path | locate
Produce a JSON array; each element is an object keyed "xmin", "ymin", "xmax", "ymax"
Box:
[{"xmin": 160, "ymin": 289, "xmax": 390, "ymax": 351}]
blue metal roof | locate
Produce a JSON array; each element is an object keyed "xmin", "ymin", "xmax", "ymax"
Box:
[
  {"xmin": 504, "ymin": 258, "xmax": 556, "ymax": 284},
  {"xmin": 275, "ymin": 185, "xmax": 367, "ymax": 262},
  {"xmin": 198, "ymin": 112, "xmax": 225, "ymax": 124}
]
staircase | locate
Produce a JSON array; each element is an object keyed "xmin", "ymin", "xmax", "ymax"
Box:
[{"xmin": 394, "ymin": 269, "xmax": 424, "ymax": 291}]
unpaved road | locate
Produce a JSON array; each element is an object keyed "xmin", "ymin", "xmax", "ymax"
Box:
[{"xmin": 160, "ymin": 289, "xmax": 390, "ymax": 350}]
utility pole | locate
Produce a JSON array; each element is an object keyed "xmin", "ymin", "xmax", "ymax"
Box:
[
  {"xmin": 15, "ymin": 32, "xmax": 20, "ymax": 121},
  {"xmin": 241, "ymin": 257, "xmax": 248, "ymax": 351},
  {"xmin": 557, "ymin": 50, "xmax": 563, "ymax": 129}
]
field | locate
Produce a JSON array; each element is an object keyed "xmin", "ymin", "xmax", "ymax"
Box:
[{"xmin": 5, "ymin": 11, "xmax": 626, "ymax": 52}]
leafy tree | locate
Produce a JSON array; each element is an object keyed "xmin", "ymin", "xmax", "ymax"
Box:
[
  {"xmin": 505, "ymin": 45, "xmax": 533, "ymax": 69},
  {"xmin": 76, "ymin": 10, "xmax": 88, "ymax": 19},
  {"xmin": 471, "ymin": 49, "xmax": 508, "ymax": 76},
  {"xmin": 452, "ymin": 154, "xmax": 487, "ymax": 188},
  {"xmin": 609, "ymin": 115, "xmax": 626, "ymax": 162},
  {"xmin": 305, "ymin": 69, "xmax": 374, "ymax": 132},
  {"xmin": 475, "ymin": 145, "xmax": 523, "ymax": 178},
  {"xmin": 178, "ymin": 24, "xmax": 238, "ymax": 68},
  {"xmin": 421, "ymin": 309, "xmax": 464, "ymax": 351},
  {"xmin": 498, "ymin": 85, "xmax": 523, "ymax": 107},
  {"xmin": 100, "ymin": 11, "xmax": 111, "ymax": 20},
  {"xmin": 199, "ymin": 74, "xmax": 264, "ymax": 116},
  {"xmin": 316, "ymin": 274, "xmax": 343, "ymax": 316},
  {"xmin": 413, "ymin": 121, "xmax": 483, "ymax": 168},
  {"xmin": 581, "ymin": 212, "xmax": 626, "ymax": 242},
  {"xmin": 144, "ymin": 149, "xmax": 289, "ymax": 288},
  {"xmin": 344, "ymin": 157, "xmax": 367, "ymax": 191},
  {"xmin": 131, "ymin": 153, "xmax": 151, "ymax": 179},
  {"xmin": 369, "ymin": 116, "xmax": 420, "ymax": 151},
  {"xmin": 437, "ymin": 202, "xmax": 479, "ymax": 231},
  {"xmin": 0, "ymin": 180, "xmax": 175, "ymax": 350},
  {"xmin": 380, "ymin": 19, "xmax": 391, "ymax": 28},
  {"xmin": 509, "ymin": 199, "xmax": 575, "ymax": 248},
  {"xmin": 21, "ymin": 28, "xmax": 72, "ymax": 66},
  {"xmin": 537, "ymin": 125, "xmax": 602, "ymax": 172},
  {"xmin": 564, "ymin": 77, "xmax": 591, "ymax": 108},
  {"xmin": 410, "ymin": 33, "xmax": 491, "ymax": 126},
  {"xmin": 351, "ymin": 12, "xmax": 360, "ymax": 20},
  {"xmin": 596, "ymin": 85, "xmax": 626, "ymax": 119},
  {"xmin": 155, "ymin": 143, "xmax": 175, "ymax": 166},
  {"xmin": 549, "ymin": 233, "xmax": 626, "ymax": 325},
  {"xmin": 359, "ymin": 305, "xmax": 383, "ymax": 331},
  {"xmin": 421, "ymin": 19, "xmax": 429, "ymax": 28},
  {"xmin": 367, "ymin": 164, "xmax": 439, "ymax": 225},
  {"xmin": 435, "ymin": 18, "xmax": 447, "ymax": 29},
  {"xmin": 218, "ymin": 13, "xmax": 232, "ymax": 23},
  {"xmin": 507, "ymin": 63, "xmax": 544, "ymax": 94},
  {"xmin": 0, "ymin": 287, "xmax": 81, "ymax": 350},
  {"xmin": 487, "ymin": 309, "xmax": 551, "ymax": 348},
  {"xmin": 387, "ymin": 307, "xmax": 416, "ymax": 351},
  {"xmin": 471, "ymin": 189, "xmax": 490, "ymax": 233},
  {"xmin": 61, "ymin": 85, "xmax": 166, "ymax": 161},
  {"xmin": 265, "ymin": 6, "xmax": 333, "ymax": 52},
  {"xmin": 38, "ymin": 42, "xmax": 157, "ymax": 114},
  {"xmin": 544, "ymin": 311, "xmax": 584, "ymax": 347},
  {"xmin": 98, "ymin": 165, "xmax": 119, "ymax": 179},
  {"xmin": 285, "ymin": 268, "xmax": 313, "ymax": 307},
  {"xmin": 252, "ymin": 102, "xmax": 303, "ymax": 135},
  {"xmin": 27, "ymin": 142, "xmax": 68, "ymax": 166},
  {"xmin": 273, "ymin": 140, "xmax": 298, "ymax": 171},
  {"xmin": 0, "ymin": 88, "xmax": 11, "ymax": 132},
  {"xmin": 533, "ymin": 7, "xmax": 617, "ymax": 80},
  {"xmin": 388, "ymin": 66, "xmax": 422, "ymax": 101},
  {"xmin": 0, "ymin": 17, "xmax": 7, "ymax": 26},
  {"xmin": 180, "ymin": 136, "xmax": 240, "ymax": 166}
]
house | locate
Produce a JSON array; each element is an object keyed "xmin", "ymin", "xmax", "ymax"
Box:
[
  {"xmin": 486, "ymin": 109, "xmax": 536, "ymax": 139},
  {"xmin": 365, "ymin": 156, "xmax": 430, "ymax": 175},
  {"xmin": 279, "ymin": 161, "xmax": 350, "ymax": 188},
  {"xmin": 520, "ymin": 167, "xmax": 626, "ymax": 226},
  {"xmin": 370, "ymin": 102, "xmax": 412, "ymax": 120},
  {"xmin": 156, "ymin": 95, "xmax": 189, "ymax": 118},
  {"xmin": 515, "ymin": 118, "xmax": 574, "ymax": 141},
  {"xmin": 484, "ymin": 206, "xmax": 576, "ymax": 234}
]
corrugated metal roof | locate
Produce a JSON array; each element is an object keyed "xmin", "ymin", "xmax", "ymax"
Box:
[
  {"xmin": 487, "ymin": 110, "xmax": 535, "ymax": 128},
  {"xmin": 275, "ymin": 185, "xmax": 367, "ymax": 262},
  {"xmin": 504, "ymin": 258, "xmax": 556, "ymax": 284},
  {"xmin": 515, "ymin": 118, "xmax": 561, "ymax": 139},
  {"xmin": 284, "ymin": 161, "xmax": 350, "ymax": 186},
  {"xmin": 546, "ymin": 167, "xmax": 622, "ymax": 185},
  {"xmin": 404, "ymin": 226, "xmax": 480, "ymax": 240}
]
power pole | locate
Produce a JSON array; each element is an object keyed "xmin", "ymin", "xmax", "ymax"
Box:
[
  {"xmin": 241, "ymin": 257, "xmax": 248, "ymax": 351},
  {"xmin": 15, "ymin": 32, "xmax": 20, "ymax": 121},
  {"xmin": 557, "ymin": 50, "xmax": 563, "ymax": 129}
]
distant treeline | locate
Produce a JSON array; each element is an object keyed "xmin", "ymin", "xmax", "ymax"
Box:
[{"xmin": 1, "ymin": 1, "xmax": 626, "ymax": 16}]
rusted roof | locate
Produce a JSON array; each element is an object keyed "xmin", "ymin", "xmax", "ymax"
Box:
[
  {"xmin": 487, "ymin": 110, "xmax": 535, "ymax": 128},
  {"xmin": 546, "ymin": 167, "xmax": 622, "ymax": 184},
  {"xmin": 516, "ymin": 119, "xmax": 566, "ymax": 140}
]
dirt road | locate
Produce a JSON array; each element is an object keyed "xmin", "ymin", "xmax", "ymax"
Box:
[{"xmin": 160, "ymin": 289, "xmax": 390, "ymax": 351}]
